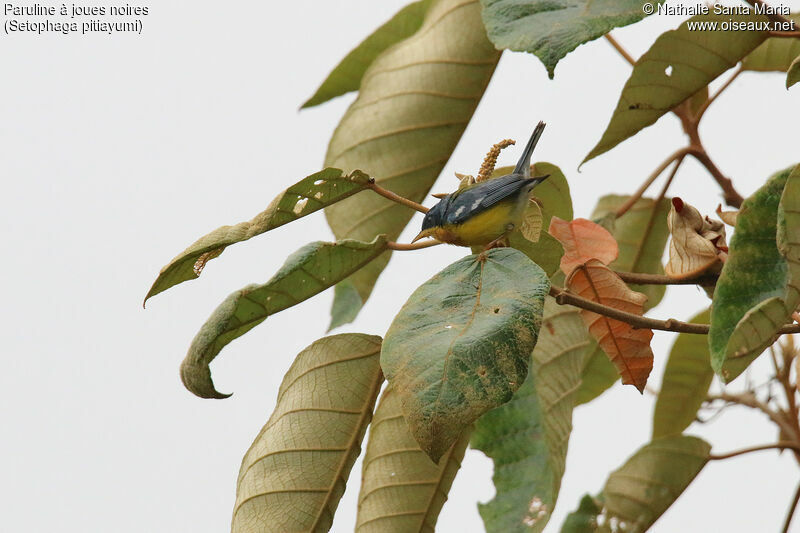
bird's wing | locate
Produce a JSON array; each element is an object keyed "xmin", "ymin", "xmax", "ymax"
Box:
[
  {"xmin": 513, "ymin": 121, "xmax": 546, "ymax": 178},
  {"xmin": 443, "ymin": 175, "xmax": 532, "ymax": 225}
]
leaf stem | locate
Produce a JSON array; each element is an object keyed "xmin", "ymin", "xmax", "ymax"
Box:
[
  {"xmin": 604, "ymin": 33, "xmax": 636, "ymax": 66},
  {"xmin": 614, "ymin": 270, "xmax": 717, "ymax": 287},
  {"xmin": 386, "ymin": 240, "xmax": 442, "ymax": 251},
  {"xmin": 550, "ymin": 284, "xmax": 800, "ymax": 335},
  {"xmin": 615, "ymin": 148, "xmax": 690, "ymax": 218},
  {"xmin": 708, "ymin": 441, "xmax": 800, "ymax": 460},
  {"xmin": 687, "ymin": 146, "xmax": 744, "ymax": 208},
  {"xmin": 367, "ymin": 179, "xmax": 429, "ymax": 213},
  {"xmin": 783, "ymin": 481, "xmax": 800, "ymax": 533},
  {"xmin": 695, "ymin": 65, "xmax": 743, "ymax": 122}
]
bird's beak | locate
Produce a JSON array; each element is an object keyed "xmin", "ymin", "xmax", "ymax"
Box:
[
  {"xmin": 533, "ymin": 174, "xmax": 550, "ymax": 187},
  {"xmin": 412, "ymin": 229, "xmax": 432, "ymax": 243}
]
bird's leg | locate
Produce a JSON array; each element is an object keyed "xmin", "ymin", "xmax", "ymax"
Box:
[{"xmin": 483, "ymin": 223, "xmax": 515, "ymax": 250}]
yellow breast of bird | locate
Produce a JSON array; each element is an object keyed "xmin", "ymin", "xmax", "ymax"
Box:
[{"xmin": 435, "ymin": 200, "xmax": 517, "ymax": 246}]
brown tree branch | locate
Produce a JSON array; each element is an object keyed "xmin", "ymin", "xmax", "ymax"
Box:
[
  {"xmin": 707, "ymin": 392, "xmax": 800, "ymax": 440},
  {"xmin": 709, "ymin": 441, "xmax": 800, "ymax": 460},
  {"xmin": 687, "ymin": 147, "xmax": 745, "ymax": 208},
  {"xmin": 614, "ymin": 270, "xmax": 718, "ymax": 287},
  {"xmin": 367, "ymin": 179, "xmax": 429, "ymax": 213},
  {"xmin": 783, "ymin": 481, "xmax": 800, "ymax": 533}
]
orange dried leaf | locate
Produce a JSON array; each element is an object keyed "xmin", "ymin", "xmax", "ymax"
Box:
[
  {"xmin": 666, "ymin": 198, "xmax": 727, "ymax": 279},
  {"xmin": 566, "ymin": 260, "xmax": 654, "ymax": 392},
  {"xmin": 549, "ymin": 217, "xmax": 619, "ymax": 276}
]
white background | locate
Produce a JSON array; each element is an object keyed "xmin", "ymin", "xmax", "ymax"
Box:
[{"xmin": 2, "ymin": 0, "xmax": 800, "ymax": 531}]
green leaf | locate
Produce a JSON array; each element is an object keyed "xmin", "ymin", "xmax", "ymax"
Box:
[
  {"xmin": 494, "ymin": 162, "xmax": 574, "ymax": 276},
  {"xmin": 382, "ymin": 248, "xmax": 549, "ymax": 461},
  {"xmin": 144, "ymin": 168, "xmax": 370, "ymax": 304},
  {"xmin": 181, "ymin": 236, "xmax": 388, "ymax": 398},
  {"xmin": 356, "ymin": 385, "xmax": 470, "ymax": 533},
  {"xmin": 479, "ymin": 0, "xmax": 656, "ymax": 78},
  {"xmin": 584, "ymin": 13, "xmax": 770, "ymax": 163},
  {"xmin": 653, "ymin": 309, "xmax": 713, "ymax": 439},
  {"xmin": 560, "ymin": 495, "xmax": 607, "ymax": 533},
  {"xmin": 575, "ymin": 195, "xmax": 670, "ymax": 405},
  {"xmin": 742, "ymin": 15, "xmax": 800, "ymax": 72},
  {"xmin": 710, "ymin": 167, "xmax": 796, "ymax": 382},
  {"xmin": 302, "ymin": 0, "xmax": 433, "ymax": 108},
  {"xmin": 472, "ymin": 292, "xmax": 590, "ymax": 533},
  {"xmin": 601, "ymin": 436, "xmax": 710, "ymax": 532},
  {"xmin": 325, "ymin": 0, "xmax": 501, "ymax": 328},
  {"xmin": 232, "ymin": 334, "xmax": 383, "ymax": 533},
  {"xmin": 788, "ymin": 55, "xmax": 800, "ymax": 88}
]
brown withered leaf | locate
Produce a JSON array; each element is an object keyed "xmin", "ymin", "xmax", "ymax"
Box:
[
  {"xmin": 549, "ymin": 217, "xmax": 619, "ymax": 276},
  {"xmin": 666, "ymin": 198, "xmax": 727, "ymax": 279},
  {"xmin": 566, "ymin": 260, "xmax": 654, "ymax": 392},
  {"xmin": 716, "ymin": 204, "xmax": 739, "ymax": 227}
]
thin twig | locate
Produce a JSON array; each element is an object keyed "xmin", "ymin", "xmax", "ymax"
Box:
[
  {"xmin": 782, "ymin": 481, "xmax": 800, "ymax": 533},
  {"xmin": 613, "ymin": 270, "xmax": 717, "ymax": 287},
  {"xmin": 386, "ymin": 240, "xmax": 441, "ymax": 251},
  {"xmin": 709, "ymin": 441, "xmax": 800, "ymax": 460},
  {"xmin": 367, "ymin": 179, "xmax": 429, "ymax": 213},
  {"xmin": 767, "ymin": 30, "xmax": 800, "ymax": 38},
  {"xmin": 604, "ymin": 33, "xmax": 636, "ymax": 66},
  {"xmin": 615, "ymin": 148, "xmax": 690, "ymax": 218},
  {"xmin": 688, "ymin": 147, "xmax": 745, "ymax": 208},
  {"xmin": 707, "ymin": 392, "xmax": 800, "ymax": 440},
  {"xmin": 696, "ymin": 65, "xmax": 743, "ymax": 122}
]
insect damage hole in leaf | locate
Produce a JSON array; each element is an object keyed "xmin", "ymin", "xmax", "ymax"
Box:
[{"xmin": 382, "ymin": 248, "xmax": 549, "ymax": 462}]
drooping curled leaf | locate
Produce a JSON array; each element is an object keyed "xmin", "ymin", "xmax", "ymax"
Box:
[
  {"xmin": 382, "ymin": 248, "xmax": 548, "ymax": 461},
  {"xmin": 356, "ymin": 385, "xmax": 469, "ymax": 533},
  {"xmin": 742, "ymin": 15, "xmax": 800, "ymax": 72},
  {"xmin": 788, "ymin": 55, "xmax": 800, "ymax": 88},
  {"xmin": 549, "ymin": 217, "xmax": 619, "ymax": 276},
  {"xmin": 324, "ymin": 0, "xmax": 500, "ymax": 328},
  {"xmin": 302, "ymin": 0, "xmax": 433, "ymax": 108},
  {"xmin": 665, "ymin": 198, "xmax": 727, "ymax": 280},
  {"xmin": 520, "ymin": 199, "xmax": 543, "ymax": 243},
  {"xmin": 472, "ymin": 291, "xmax": 590, "ymax": 533},
  {"xmin": 144, "ymin": 168, "xmax": 371, "ymax": 304},
  {"xmin": 601, "ymin": 436, "xmax": 710, "ymax": 532},
  {"xmin": 584, "ymin": 13, "xmax": 770, "ymax": 163},
  {"xmin": 232, "ymin": 334, "xmax": 383, "ymax": 533},
  {"xmin": 653, "ymin": 309, "xmax": 713, "ymax": 439},
  {"xmin": 566, "ymin": 260, "xmax": 653, "ymax": 393},
  {"xmin": 560, "ymin": 495, "xmax": 607, "ymax": 533},
  {"xmin": 709, "ymin": 167, "xmax": 795, "ymax": 382},
  {"xmin": 182, "ymin": 236, "xmax": 388, "ymax": 398},
  {"xmin": 575, "ymin": 195, "xmax": 670, "ymax": 405},
  {"xmin": 479, "ymin": 0, "xmax": 657, "ymax": 78}
]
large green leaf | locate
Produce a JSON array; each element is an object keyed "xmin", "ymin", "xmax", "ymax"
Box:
[
  {"xmin": 181, "ymin": 236, "xmax": 387, "ymax": 398},
  {"xmin": 742, "ymin": 15, "xmax": 800, "ymax": 72},
  {"xmin": 324, "ymin": 0, "xmax": 501, "ymax": 328},
  {"xmin": 356, "ymin": 385, "xmax": 469, "ymax": 533},
  {"xmin": 479, "ymin": 0, "xmax": 655, "ymax": 78},
  {"xmin": 144, "ymin": 168, "xmax": 370, "ymax": 303},
  {"xmin": 559, "ymin": 436, "xmax": 710, "ymax": 533},
  {"xmin": 584, "ymin": 13, "xmax": 770, "ymax": 163},
  {"xmin": 653, "ymin": 309, "xmax": 713, "ymax": 439},
  {"xmin": 709, "ymin": 167, "xmax": 795, "ymax": 382},
  {"xmin": 788, "ymin": 55, "xmax": 800, "ymax": 88},
  {"xmin": 382, "ymin": 248, "xmax": 548, "ymax": 461},
  {"xmin": 493, "ymin": 162, "xmax": 573, "ymax": 276},
  {"xmin": 472, "ymin": 293, "xmax": 590, "ymax": 533},
  {"xmin": 232, "ymin": 334, "xmax": 383, "ymax": 533},
  {"xmin": 302, "ymin": 0, "xmax": 433, "ymax": 108},
  {"xmin": 576, "ymin": 195, "xmax": 670, "ymax": 405}
]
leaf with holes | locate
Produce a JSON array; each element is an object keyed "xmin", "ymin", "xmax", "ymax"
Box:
[
  {"xmin": 560, "ymin": 495, "xmax": 608, "ymax": 533},
  {"xmin": 584, "ymin": 13, "xmax": 770, "ymax": 163},
  {"xmin": 665, "ymin": 198, "xmax": 727, "ymax": 280},
  {"xmin": 566, "ymin": 260, "xmax": 653, "ymax": 393},
  {"xmin": 382, "ymin": 248, "xmax": 548, "ymax": 462},
  {"xmin": 356, "ymin": 385, "xmax": 470, "ymax": 533},
  {"xmin": 472, "ymin": 289, "xmax": 590, "ymax": 533},
  {"xmin": 479, "ymin": 0, "xmax": 657, "ymax": 78},
  {"xmin": 548, "ymin": 217, "xmax": 619, "ymax": 276},
  {"xmin": 144, "ymin": 168, "xmax": 371, "ymax": 304},
  {"xmin": 653, "ymin": 309, "xmax": 713, "ymax": 439},
  {"xmin": 325, "ymin": 0, "xmax": 501, "ymax": 329},
  {"xmin": 181, "ymin": 236, "xmax": 387, "ymax": 398},
  {"xmin": 788, "ymin": 55, "xmax": 800, "ymax": 88},
  {"xmin": 742, "ymin": 15, "xmax": 800, "ymax": 72},
  {"xmin": 710, "ymin": 166, "xmax": 797, "ymax": 382},
  {"xmin": 576, "ymin": 195, "xmax": 670, "ymax": 405},
  {"xmin": 232, "ymin": 334, "xmax": 383, "ymax": 533},
  {"xmin": 302, "ymin": 0, "xmax": 433, "ymax": 108}
]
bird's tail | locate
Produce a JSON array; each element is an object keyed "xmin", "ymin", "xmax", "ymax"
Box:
[{"xmin": 513, "ymin": 121, "xmax": 546, "ymax": 178}]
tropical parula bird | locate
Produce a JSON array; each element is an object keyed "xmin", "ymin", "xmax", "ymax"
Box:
[{"xmin": 412, "ymin": 121, "xmax": 549, "ymax": 247}]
